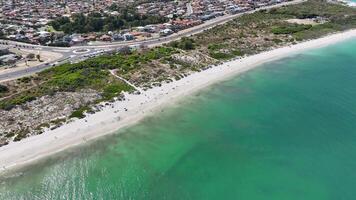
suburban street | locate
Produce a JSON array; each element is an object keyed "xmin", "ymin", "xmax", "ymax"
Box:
[{"xmin": 0, "ymin": 0, "xmax": 303, "ymax": 82}]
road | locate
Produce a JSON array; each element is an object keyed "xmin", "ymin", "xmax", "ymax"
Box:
[{"xmin": 0, "ymin": 0, "xmax": 304, "ymax": 82}]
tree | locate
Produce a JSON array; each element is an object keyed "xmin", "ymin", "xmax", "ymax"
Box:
[
  {"xmin": 108, "ymin": 3, "xmax": 119, "ymax": 11},
  {"xmin": 181, "ymin": 38, "xmax": 195, "ymax": 50},
  {"xmin": 26, "ymin": 53, "xmax": 35, "ymax": 60},
  {"xmin": 48, "ymin": 9, "xmax": 167, "ymax": 34},
  {"xmin": 50, "ymin": 33, "xmax": 55, "ymax": 44},
  {"xmin": 169, "ymin": 37, "xmax": 196, "ymax": 50},
  {"xmin": 50, "ymin": 17, "xmax": 70, "ymax": 30},
  {"xmin": 60, "ymin": 23, "xmax": 73, "ymax": 34}
]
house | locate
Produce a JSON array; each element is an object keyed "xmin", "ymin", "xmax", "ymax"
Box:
[
  {"xmin": 159, "ymin": 28, "xmax": 173, "ymax": 36},
  {"xmin": 0, "ymin": 47, "xmax": 10, "ymax": 56},
  {"xmin": 0, "ymin": 54, "xmax": 18, "ymax": 65},
  {"xmin": 130, "ymin": 32, "xmax": 143, "ymax": 37},
  {"xmin": 136, "ymin": 26, "xmax": 145, "ymax": 32},
  {"xmin": 38, "ymin": 31, "xmax": 50, "ymax": 38},
  {"xmin": 123, "ymin": 33, "xmax": 135, "ymax": 41},
  {"xmin": 143, "ymin": 25, "xmax": 157, "ymax": 33},
  {"xmin": 112, "ymin": 34, "xmax": 124, "ymax": 41},
  {"xmin": 71, "ymin": 34, "xmax": 85, "ymax": 44},
  {"xmin": 62, "ymin": 35, "xmax": 72, "ymax": 43},
  {"xmin": 84, "ymin": 35, "xmax": 96, "ymax": 42},
  {"xmin": 99, "ymin": 35, "xmax": 112, "ymax": 41}
]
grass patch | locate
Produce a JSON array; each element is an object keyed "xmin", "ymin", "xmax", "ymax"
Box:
[
  {"xmin": 271, "ymin": 23, "xmax": 312, "ymax": 34},
  {"xmin": 209, "ymin": 52, "xmax": 234, "ymax": 60}
]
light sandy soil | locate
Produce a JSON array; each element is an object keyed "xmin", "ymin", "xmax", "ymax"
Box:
[
  {"xmin": 286, "ymin": 18, "xmax": 319, "ymax": 25},
  {"xmin": 1, "ymin": 29, "xmax": 356, "ymax": 174}
]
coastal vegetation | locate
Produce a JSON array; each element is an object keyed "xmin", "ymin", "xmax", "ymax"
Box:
[
  {"xmin": 69, "ymin": 106, "xmax": 93, "ymax": 119},
  {"xmin": 271, "ymin": 24, "xmax": 312, "ymax": 34},
  {"xmin": 169, "ymin": 37, "xmax": 197, "ymax": 50},
  {"xmin": 181, "ymin": 0, "xmax": 356, "ymax": 60},
  {"xmin": 1, "ymin": 0, "xmax": 356, "ymax": 145}
]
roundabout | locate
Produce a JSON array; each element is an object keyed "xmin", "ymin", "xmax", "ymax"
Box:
[{"xmin": 72, "ymin": 49, "xmax": 91, "ymax": 54}]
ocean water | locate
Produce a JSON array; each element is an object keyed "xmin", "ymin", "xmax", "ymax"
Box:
[
  {"xmin": 1, "ymin": 38, "xmax": 356, "ymax": 200},
  {"xmin": 346, "ymin": 0, "xmax": 356, "ymax": 5}
]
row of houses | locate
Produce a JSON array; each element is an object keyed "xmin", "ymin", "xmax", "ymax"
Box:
[
  {"xmin": 0, "ymin": 0, "xmax": 290, "ymax": 47},
  {"xmin": 0, "ymin": 17, "xmax": 205, "ymax": 46}
]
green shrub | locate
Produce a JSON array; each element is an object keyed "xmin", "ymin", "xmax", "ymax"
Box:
[
  {"xmin": 208, "ymin": 43, "xmax": 228, "ymax": 51},
  {"xmin": 0, "ymin": 84, "xmax": 8, "ymax": 93},
  {"xmin": 169, "ymin": 37, "xmax": 196, "ymax": 50},
  {"xmin": 5, "ymin": 132, "xmax": 15, "ymax": 138},
  {"xmin": 102, "ymin": 83, "xmax": 133, "ymax": 100},
  {"xmin": 18, "ymin": 76, "xmax": 32, "ymax": 83},
  {"xmin": 14, "ymin": 131, "xmax": 28, "ymax": 141},
  {"xmin": 232, "ymin": 50, "xmax": 244, "ymax": 56},
  {"xmin": 70, "ymin": 106, "xmax": 92, "ymax": 119}
]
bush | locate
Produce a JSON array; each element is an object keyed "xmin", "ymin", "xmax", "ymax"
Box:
[
  {"xmin": 14, "ymin": 132, "xmax": 28, "ymax": 141},
  {"xmin": 26, "ymin": 53, "xmax": 35, "ymax": 60},
  {"xmin": 5, "ymin": 132, "xmax": 15, "ymax": 138},
  {"xmin": 69, "ymin": 106, "xmax": 92, "ymax": 119},
  {"xmin": 0, "ymin": 84, "xmax": 8, "ymax": 93},
  {"xmin": 102, "ymin": 83, "xmax": 133, "ymax": 100},
  {"xmin": 209, "ymin": 52, "xmax": 234, "ymax": 60},
  {"xmin": 18, "ymin": 76, "xmax": 31, "ymax": 83},
  {"xmin": 169, "ymin": 37, "xmax": 196, "ymax": 50}
]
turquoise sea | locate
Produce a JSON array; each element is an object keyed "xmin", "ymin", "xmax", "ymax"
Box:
[{"xmin": 1, "ymin": 38, "xmax": 356, "ymax": 199}]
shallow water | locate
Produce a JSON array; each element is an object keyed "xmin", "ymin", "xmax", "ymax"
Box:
[{"xmin": 1, "ymin": 38, "xmax": 356, "ymax": 199}]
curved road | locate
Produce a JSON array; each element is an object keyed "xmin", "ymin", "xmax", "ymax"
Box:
[{"xmin": 0, "ymin": 0, "xmax": 303, "ymax": 82}]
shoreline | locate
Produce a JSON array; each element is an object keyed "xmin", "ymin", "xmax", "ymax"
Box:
[
  {"xmin": 340, "ymin": 0, "xmax": 356, "ymax": 7},
  {"xmin": 1, "ymin": 29, "xmax": 356, "ymax": 174}
]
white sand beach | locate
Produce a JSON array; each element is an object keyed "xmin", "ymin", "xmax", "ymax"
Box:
[{"xmin": 1, "ymin": 29, "xmax": 356, "ymax": 173}]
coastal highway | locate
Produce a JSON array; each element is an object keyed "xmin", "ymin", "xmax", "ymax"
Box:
[{"xmin": 0, "ymin": 0, "xmax": 304, "ymax": 82}]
